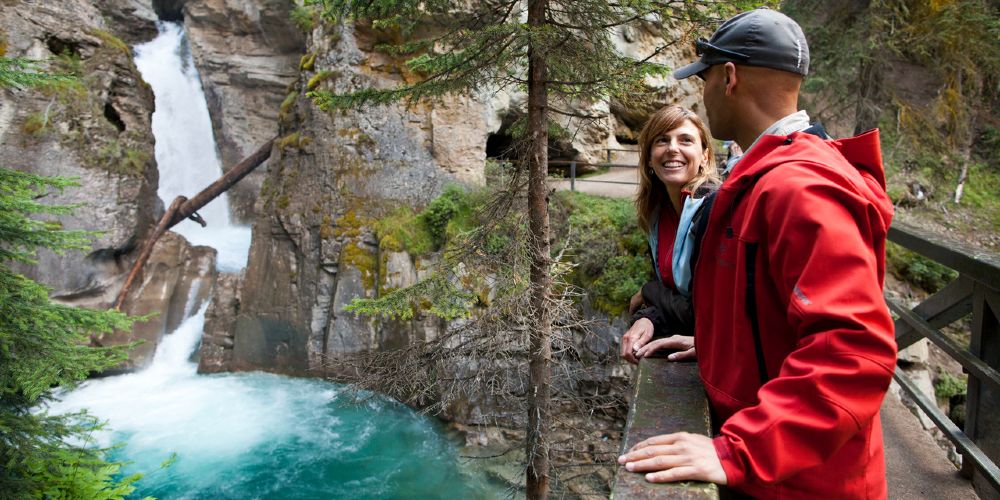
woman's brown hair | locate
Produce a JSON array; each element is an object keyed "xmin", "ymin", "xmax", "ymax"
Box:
[{"xmin": 635, "ymin": 106, "xmax": 718, "ymax": 233}]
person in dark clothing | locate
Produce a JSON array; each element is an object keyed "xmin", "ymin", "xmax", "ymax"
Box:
[{"xmin": 621, "ymin": 105, "xmax": 719, "ymax": 364}]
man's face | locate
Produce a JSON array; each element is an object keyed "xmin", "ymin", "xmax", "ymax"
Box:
[{"xmin": 700, "ymin": 65, "xmax": 732, "ymax": 141}]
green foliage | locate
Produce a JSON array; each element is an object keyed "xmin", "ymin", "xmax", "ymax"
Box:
[
  {"xmin": 0, "ymin": 57, "xmax": 74, "ymax": 89},
  {"xmin": 0, "ymin": 168, "xmax": 144, "ymax": 498},
  {"xmin": 291, "ymin": 3, "xmax": 319, "ymax": 32},
  {"xmin": 934, "ymin": 371, "xmax": 967, "ymax": 401},
  {"xmin": 957, "ymin": 162, "xmax": 1000, "ymax": 230},
  {"xmin": 886, "ymin": 240, "xmax": 958, "ymax": 292},
  {"xmin": 1, "ymin": 62, "xmax": 149, "ymax": 499},
  {"xmin": 787, "ymin": 0, "xmax": 1000, "ymax": 218},
  {"xmin": 376, "ymin": 205, "xmax": 434, "ymax": 255},
  {"xmin": 369, "ymin": 187, "xmax": 649, "ymax": 318},
  {"xmin": 346, "ymin": 271, "xmax": 475, "ymax": 321},
  {"xmin": 303, "ymin": 0, "xmax": 762, "ymax": 110},
  {"xmin": 551, "ymin": 191, "xmax": 648, "ymax": 316},
  {"xmin": 419, "ymin": 184, "xmax": 471, "ymax": 250}
]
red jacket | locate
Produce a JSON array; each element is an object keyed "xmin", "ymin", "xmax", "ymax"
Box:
[{"xmin": 692, "ymin": 129, "xmax": 897, "ymax": 498}]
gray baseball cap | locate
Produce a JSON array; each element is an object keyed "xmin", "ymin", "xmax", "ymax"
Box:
[{"xmin": 673, "ymin": 8, "xmax": 809, "ymax": 80}]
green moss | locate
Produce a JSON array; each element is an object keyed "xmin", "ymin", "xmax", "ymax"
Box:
[
  {"xmin": 87, "ymin": 29, "xmax": 129, "ymax": 54},
  {"xmin": 21, "ymin": 112, "xmax": 50, "ymax": 136},
  {"xmin": 341, "ymin": 242, "xmax": 378, "ymax": 290},
  {"xmin": 92, "ymin": 139, "xmax": 149, "ymax": 176},
  {"xmin": 0, "ymin": 32, "xmax": 7, "ymax": 56},
  {"xmin": 280, "ymin": 91, "xmax": 299, "ymax": 115},
  {"xmin": 299, "ymin": 53, "xmax": 316, "ymax": 71},
  {"xmin": 319, "ymin": 214, "xmax": 334, "ymax": 240},
  {"xmin": 376, "ymin": 205, "xmax": 435, "ymax": 255},
  {"xmin": 277, "ymin": 194, "xmax": 290, "ymax": 209},
  {"xmin": 276, "ymin": 132, "xmax": 311, "ymax": 152},
  {"xmin": 307, "ymin": 69, "xmax": 339, "ymax": 91}
]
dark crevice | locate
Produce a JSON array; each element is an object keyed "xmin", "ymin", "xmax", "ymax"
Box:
[
  {"xmin": 45, "ymin": 37, "xmax": 81, "ymax": 58},
  {"xmin": 152, "ymin": 0, "xmax": 186, "ymax": 22},
  {"xmin": 104, "ymin": 102, "xmax": 126, "ymax": 132}
]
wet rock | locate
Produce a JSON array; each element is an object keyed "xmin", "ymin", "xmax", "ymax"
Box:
[
  {"xmin": 100, "ymin": 232, "xmax": 217, "ymax": 372},
  {"xmin": 198, "ymin": 271, "xmax": 243, "ymax": 373}
]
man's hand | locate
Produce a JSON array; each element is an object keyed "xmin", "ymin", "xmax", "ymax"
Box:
[
  {"xmin": 621, "ymin": 317, "xmax": 654, "ymax": 364},
  {"xmin": 628, "ymin": 290, "xmax": 644, "ymax": 314},
  {"xmin": 618, "ymin": 432, "xmax": 727, "ymax": 484},
  {"xmin": 635, "ymin": 335, "xmax": 696, "ymax": 361}
]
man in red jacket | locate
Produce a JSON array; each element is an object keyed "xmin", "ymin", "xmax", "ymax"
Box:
[{"xmin": 618, "ymin": 8, "xmax": 897, "ymax": 498}]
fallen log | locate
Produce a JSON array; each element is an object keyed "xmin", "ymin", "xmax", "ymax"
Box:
[{"xmin": 113, "ymin": 137, "xmax": 274, "ymax": 311}]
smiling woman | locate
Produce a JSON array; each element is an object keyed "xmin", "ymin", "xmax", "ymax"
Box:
[{"xmin": 620, "ymin": 106, "xmax": 719, "ymax": 363}]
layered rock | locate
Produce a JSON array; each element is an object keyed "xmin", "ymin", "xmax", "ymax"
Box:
[
  {"xmin": 0, "ymin": 0, "xmax": 218, "ymax": 369},
  {"xmin": 181, "ymin": 0, "xmax": 306, "ymax": 222},
  {"xmin": 0, "ymin": 0, "xmax": 161, "ymax": 297}
]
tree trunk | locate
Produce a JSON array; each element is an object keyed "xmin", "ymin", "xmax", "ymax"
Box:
[{"xmin": 525, "ymin": 0, "xmax": 552, "ymax": 498}]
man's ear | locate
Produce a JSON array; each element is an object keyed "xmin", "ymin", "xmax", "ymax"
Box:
[{"xmin": 724, "ymin": 62, "xmax": 738, "ymax": 96}]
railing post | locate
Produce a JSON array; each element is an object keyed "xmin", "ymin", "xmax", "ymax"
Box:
[
  {"xmin": 966, "ymin": 281, "xmax": 1000, "ymax": 497},
  {"xmin": 606, "ymin": 149, "xmax": 612, "ymax": 165},
  {"xmin": 570, "ymin": 161, "xmax": 576, "ymax": 192}
]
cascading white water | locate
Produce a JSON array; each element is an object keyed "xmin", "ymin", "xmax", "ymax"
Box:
[
  {"xmin": 45, "ymin": 22, "xmax": 505, "ymax": 498},
  {"xmin": 133, "ymin": 22, "xmax": 251, "ymax": 273}
]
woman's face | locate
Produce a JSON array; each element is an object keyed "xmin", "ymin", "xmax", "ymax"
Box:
[{"xmin": 648, "ymin": 119, "xmax": 707, "ymax": 189}]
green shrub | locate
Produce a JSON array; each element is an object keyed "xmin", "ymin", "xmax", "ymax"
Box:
[
  {"xmin": 418, "ymin": 183, "xmax": 471, "ymax": 250},
  {"xmin": 886, "ymin": 241, "xmax": 957, "ymax": 292},
  {"xmin": 934, "ymin": 371, "xmax": 967, "ymax": 400},
  {"xmin": 377, "ymin": 205, "xmax": 434, "ymax": 255},
  {"xmin": 290, "ymin": 5, "xmax": 317, "ymax": 32},
  {"xmin": 552, "ymin": 191, "xmax": 649, "ymax": 316}
]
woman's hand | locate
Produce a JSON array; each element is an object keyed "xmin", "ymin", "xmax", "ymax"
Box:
[
  {"xmin": 628, "ymin": 290, "xmax": 644, "ymax": 315},
  {"xmin": 621, "ymin": 318, "xmax": 655, "ymax": 364},
  {"xmin": 635, "ymin": 335, "xmax": 696, "ymax": 361}
]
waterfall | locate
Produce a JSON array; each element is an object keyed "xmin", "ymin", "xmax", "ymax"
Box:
[
  {"xmin": 42, "ymin": 21, "xmax": 505, "ymax": 498},
  {"xmin": 133, "ymin": 22, "xmax": 251, "ymax": 273}
]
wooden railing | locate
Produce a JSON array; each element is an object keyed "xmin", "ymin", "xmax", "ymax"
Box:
[
  {"xmin": 612, "ymin": 222, "xmax": 1000, "ymax": 498},
  {"xmin": 611, "ymin": 358, "xmax": 717, "ymax": 499},
  {"xmin": 886, "ymin": 222, "xmax": 1000, "ymax": 497}
]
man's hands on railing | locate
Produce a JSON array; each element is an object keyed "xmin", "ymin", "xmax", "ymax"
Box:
[{"xmin": 618, "ymin": 432, "xmax": 727, "ymax": 485}]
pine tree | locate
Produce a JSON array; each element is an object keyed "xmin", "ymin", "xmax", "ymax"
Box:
[
  {"xmin": 300, "ymin": 2, "xmax": 761, "ymax": 497},
  {"xmin": 0, "ymin": 56, "xmax": 141, "ymax": 499}
]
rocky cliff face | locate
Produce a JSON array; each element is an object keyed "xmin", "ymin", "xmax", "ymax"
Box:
[
  {"xmin": 181, "ymin": 0, "xmax": 305, "ymax": 222},
  {"xmin": 202, "ymin": 11, "xmax": 702, "ymax": 378},
  {"xmin": 1, "ymin": 1, "xmax": 161, "ymax": 296},
  {"xmin": 0, "ymin": 0, "xmax": 217, "ymax": 369}
]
